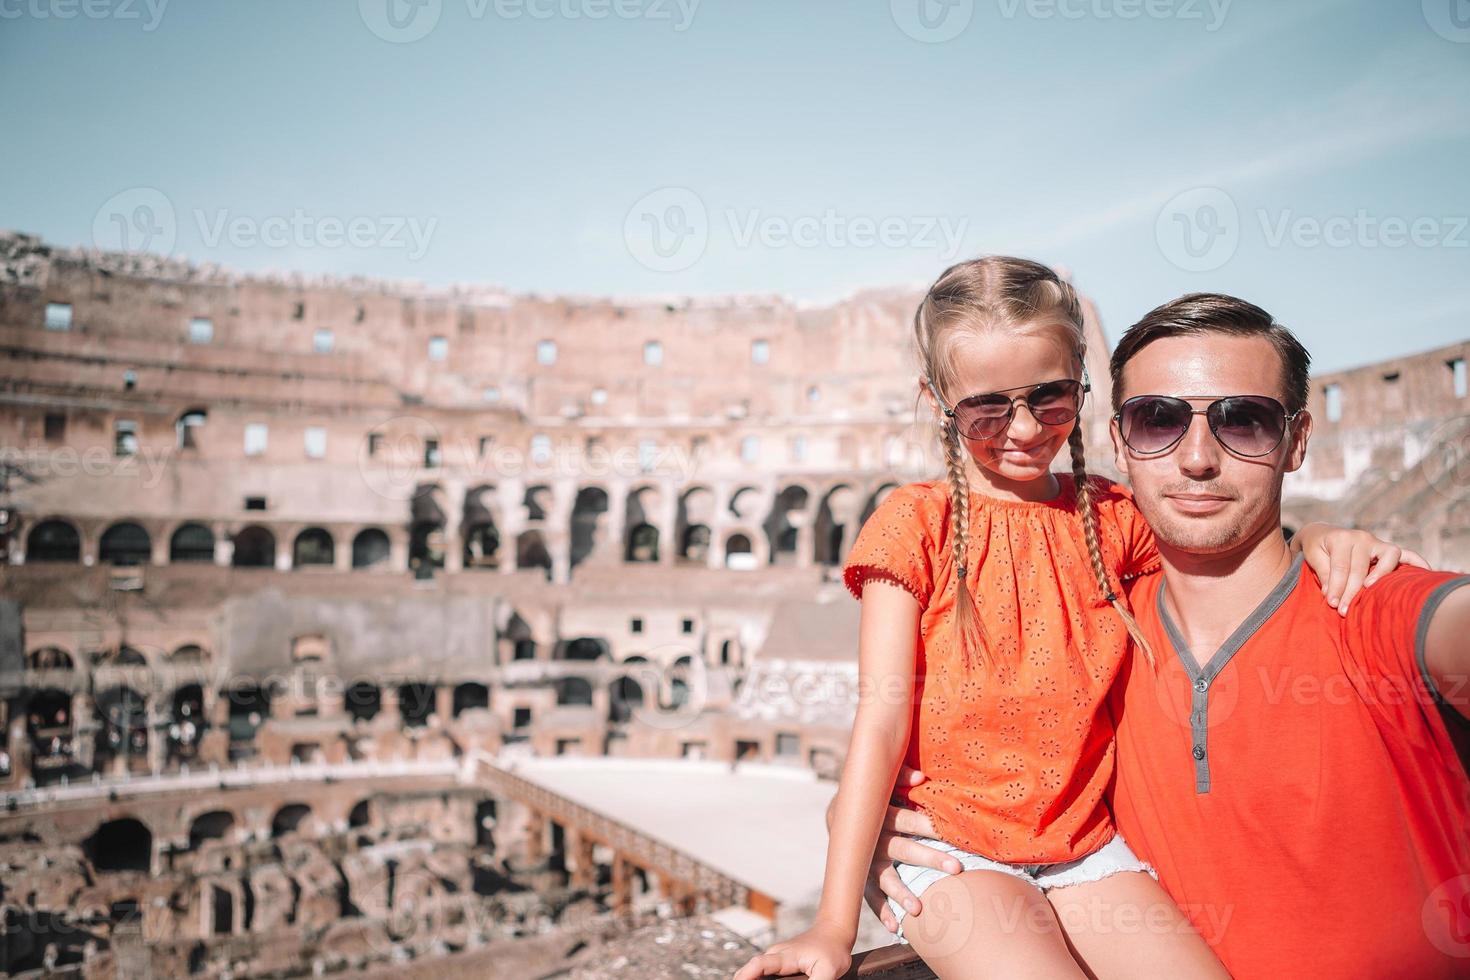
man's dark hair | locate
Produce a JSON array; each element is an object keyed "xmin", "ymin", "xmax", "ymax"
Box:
[{"xmin": 1109, "ymin": 293, "xmax": 1311, "ymax": 414}]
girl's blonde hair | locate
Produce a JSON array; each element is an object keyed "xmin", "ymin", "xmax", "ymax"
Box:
[{"xmin": 913, "ymin": 256, "xmax": 1156, "ymax": 674}]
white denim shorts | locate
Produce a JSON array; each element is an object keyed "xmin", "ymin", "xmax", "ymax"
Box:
[{"xmin": 885, "ymin": 832, "xmax": 1158, "ymax": 944}]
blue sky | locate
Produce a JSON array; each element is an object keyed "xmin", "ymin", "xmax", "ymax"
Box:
[{"xmin": 2, "ymin": 0, "xmax": 1467, "ymax": 371}]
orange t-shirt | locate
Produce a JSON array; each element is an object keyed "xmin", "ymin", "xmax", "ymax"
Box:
[
  {"xmin": 1110, "ymin": 556, "xmax": 1470, "ymax": 978},
  {"xmin": 841, "ymin": 473, "xmax": 1160, "ymax": 864}
]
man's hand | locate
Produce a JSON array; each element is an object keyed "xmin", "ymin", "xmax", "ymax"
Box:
[{"xmin": 825, "ymin": 765, "xmax": 960, "ymax": 932}]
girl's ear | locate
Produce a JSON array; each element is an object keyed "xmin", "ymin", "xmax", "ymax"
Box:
[{"xmin": 918, "ymin": 376, "xmax": 941, "ymax": 418}]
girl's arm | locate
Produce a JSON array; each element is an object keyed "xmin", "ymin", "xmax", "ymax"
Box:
[
  {"xmin": 732, "ymin": 576, "xmax": 920, "ymax": 980},
  {"xmin": 813, "ymin": 577, "xmax": 921, "ymax": 936},
  {"xmin": 1289, "ymin": 522, "xmax": 1431, "ymax": 615}
]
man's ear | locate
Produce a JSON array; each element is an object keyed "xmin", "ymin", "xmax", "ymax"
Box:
[
  {"xmin": 1109, "ymin": 415, "xmax": 1128, "ymax": 473},
  {"xmin": 1284, "ymin": 409, "xmax": 1313, "ymax": 474}
]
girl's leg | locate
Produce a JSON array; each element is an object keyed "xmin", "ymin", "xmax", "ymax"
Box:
[
  {"xmin": 902, "ymin": 869, "xmax": 1089, "ymax": 980},
  {"xmin": 1044, "ymin": 872, "xmax": 1231, "ymax": 979}
]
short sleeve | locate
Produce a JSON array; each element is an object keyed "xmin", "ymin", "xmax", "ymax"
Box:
[
  {"xmin": 1092, "ymin": 478, "xmax": 1161, "ymax": 582},
  {"xmin": 1341, "ymin": 566, "xmax": 1470, "ymax": 774},
  {"xmin": 1342, "ymin": 566, "xmax": 1470, "ymax": 701},
  {"xmin": 841, "ymin": 483, "xmax": 940, "ymax": 606}
]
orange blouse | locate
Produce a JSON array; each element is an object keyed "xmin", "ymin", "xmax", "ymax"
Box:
[{"xmin": 841, "ymin": 473, "xmax": 1160, "ymax": 864}]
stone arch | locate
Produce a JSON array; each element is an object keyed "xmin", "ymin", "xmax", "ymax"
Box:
[
  {"xmin": 270, "ymin": 803, "xmax": 312, "ymax": 838},
  {"xmin": 292, "ymin": 527, "xmax": 335, "ymax": 567},
  {"xmin": 170, "ymin": 644, "xmax": 207, "ymax": 665},
  {"xmin": 560, "ymin": 637, "xmax": 608, "ymax": 662},
  {"xmin": 27, "ymin": 518, "xmax": 81, "ymax": 562},
  {"xmin": 169, "ymin": 522, "xmax": 215, "ymax": 563},
  {"xmin": 727, "ymin": 485, "xmax": 764, "ymax": 521},
  {"xmin": 409, "ymin": 483, "xmax": 448, "ymax": 575},
  {"xmin": 351, "ymin": 527, "xmax": 391, "ymax": 569},
  {"xmin": 176, "ymin": 407, "xmax": 208, "ymax": 449},
  {"xmin": 348, "ymin": 799, "xmax": 373, "ymax": 829},
  {"xmin": 345, "ymin": 681, "xmax": 381, "ymax": 722},
  {"xmin": 624, "ymin": 485, "xmax": 665, "ymax": 563},
  {"xmin": 85, "ymin": 817, "xmax": 153, "ymax": 873},
  {"xmin": 507, "ymin": 613, "xmax": 536, "ymax": 661},
  {"xmin": 232, "ymin": 525, "xmax": 276, "ymax": 568},
  {"xmin": 99, "ymin": 521, "xmax": 151, "ymax": 565},
  {"xmin": 724, "ymin": 532, "xmax": 755, "ymax": 570},
  {"xmin": 570, "ymin": 485, "xmax": 610, "ymax": 569},
  {"xmin": 517, "ymin": 530, "xmax": 552, "ymax": 578},
  {"xmin": 815, "ymin": 484, "xmax": 859, "ymax": 565},
  {"xmin": 609, "ymin": 674, "xmax": 644, "ymax": 723},
  {"xmin": 398, "ymin": 682, "xmax": 436, "ymax": 727},
  {"xmin": 452, "ymin": 683, "xmax": 489, "ymax": 717},
  {"xmin": 25, "ymin": 688, "xmax": 73, "ymax": 765},
  {"xmin": 556, "ymin": 677, "xmax": 594, "ymax": 706},
  {"xmin": 189, "ymin": 810, "xmax": 236, "ymax": 849},
  {"xmin": 765, "ymin": 484, "xmax": 812, "ymax": 566},
  {"xmin": 523, "ymin": 484, "xmax": 553, "ymax": 522},
  {"xmin": 463, "ymin": 484, "xmax": 501, "ymax": 569},
  {"xmin": 676, "ymin": 486, "xmax": 715, "ymax": 563},
  {"xmin": 94, "ymin": 645, "xmax": 149, "ymax": 668},
  {"xmin": 27, "ymin": 646, "xmax": 74, "ymax": 670},
  {"xmin": 224, "ymin": 682, "xmax": 270, "ymax": 749},
  {"xmin": 94, "ymin": 685, "xmax": 149, "ymax": 760}
]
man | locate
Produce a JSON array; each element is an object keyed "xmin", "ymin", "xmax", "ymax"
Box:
[{"xmin": 857, "ymin": 294, "xmax": 1470, "ymax": 977}]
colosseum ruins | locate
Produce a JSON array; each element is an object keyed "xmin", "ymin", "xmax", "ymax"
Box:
[{"xmin": 0, "ymin": 229, "xmax": 1465, "ymax": 977}]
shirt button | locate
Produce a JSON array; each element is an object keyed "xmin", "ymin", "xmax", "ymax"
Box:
[
  {"xmin": 1192, "ymin": 744, "xmax": 1206, "ymax": 760},
  {"xmin": 1194, "ymin": 678, "xmax": 1208, "ymax": 693}
]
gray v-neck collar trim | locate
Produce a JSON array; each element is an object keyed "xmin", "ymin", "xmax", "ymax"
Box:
[
  {"xmin": 1154, "ymin": 550, "xmax": 1304, "ymax": 792},
  {"xmin": 1156, "ymin": 550, "xmax": 1305, "ymax": 681}
]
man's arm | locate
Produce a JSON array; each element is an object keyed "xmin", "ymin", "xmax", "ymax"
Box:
[
  {"xmin": 825, "ymin": 765, "xmax": 959, "ymax": 931},
  {"xmin": 1421, "ymin": 583, "xmax": 1470, "ymax": 718}
]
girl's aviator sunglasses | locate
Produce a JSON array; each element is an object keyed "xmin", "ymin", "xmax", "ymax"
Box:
[
  {"xmin": 1114, "ymin": 394, "xmax": 1301, "ymax": 458},
  {"xmin": 926, "ymin": 377, "xmax": 1088, "ymax": 440}
]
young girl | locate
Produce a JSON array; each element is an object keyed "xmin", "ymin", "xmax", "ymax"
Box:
[{"xmin": 732, "ymin": 257, "xmax": 1417, "ymax": 980}]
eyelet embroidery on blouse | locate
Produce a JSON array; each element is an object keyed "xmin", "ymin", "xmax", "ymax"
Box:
[{"xmin": 842, "ymin": 476, "xmax": 1152, "ymax": 863}]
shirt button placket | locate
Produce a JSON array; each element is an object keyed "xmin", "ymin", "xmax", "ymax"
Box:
[{"xmin": 1191, "ymin": 675, "xmax": 1212, "ymax": 793}]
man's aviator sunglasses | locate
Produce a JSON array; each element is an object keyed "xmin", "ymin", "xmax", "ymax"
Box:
[
  {"xmin": 925, "ymin": 377, "xmax": 1088, "ymax": 440},
  {"xmin": 1114, "ymin": 394, "xmax": 1302, "ymax": 458}
]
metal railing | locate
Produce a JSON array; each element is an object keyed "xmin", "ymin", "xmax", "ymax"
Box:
[{"xmin": 462, "ymin": 752, "xmax": 775, "ymax": 916}]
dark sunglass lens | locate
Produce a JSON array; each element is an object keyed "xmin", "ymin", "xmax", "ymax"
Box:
[
  {"xmin": 1122, "ymin": 397, "xmax": 1190, "ymax": 452},
  {"xmin": 1029, "ymin": 380, "xmax": 1082, "ymax": 424},
  {"xmin": 955, "ymin": 395, "xmax": 1012, "ymax": 437},
  {"xmin": 1210, "ymin": 397, "xmax": 1286, "ymax": 455}
]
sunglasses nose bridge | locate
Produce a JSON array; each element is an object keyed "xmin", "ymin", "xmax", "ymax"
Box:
[
  {"xmin": 1007, "ymin": 397, "xmax": 1045, "ymax": 437},
  {"xmin": 1176, "ymin": 408, "xmax": 1224, "ymax": 466}
]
